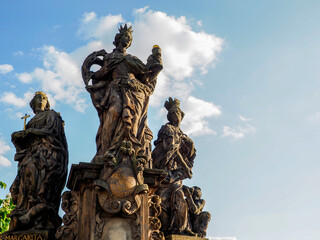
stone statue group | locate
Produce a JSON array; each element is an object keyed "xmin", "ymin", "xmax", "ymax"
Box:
[{"xmin": 5, "ymin": 24, "xmax": 211, "ymax": 240}]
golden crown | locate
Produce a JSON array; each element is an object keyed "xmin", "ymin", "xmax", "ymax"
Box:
[
  {"xmin": 164, "ymin": 97, "xmax": 180, "ymax": 111},
  {"xmin": 153, "ymin": 45, "xmax": 160, "ymax": 49},
  {"xmin": 34, "ymin": 91, "xmax": 47, "ymax": 96}
]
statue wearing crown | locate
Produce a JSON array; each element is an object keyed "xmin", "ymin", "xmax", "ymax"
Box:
[
  {"xmin": 82, "ymin": 24, "xmax": 163, "ymax": 165},
  {"xmin": 152, "ymin": 97, "xmax": 197, "ymax": 236},
  {"xmin": 9, "ymin": 91, "xmax": 68, "ymax": 233}
]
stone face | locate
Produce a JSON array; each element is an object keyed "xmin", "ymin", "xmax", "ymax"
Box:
[{"xmin": 8, "ymin": 92, "xmax": 68, "ymax": 233}]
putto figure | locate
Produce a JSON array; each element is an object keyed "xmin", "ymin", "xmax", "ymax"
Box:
[
  {"xmin": 184, "ymin": 186, "xmax": 211, "ymax": 237},
  {"xmin": 9, "ymin": 91, "xmax": 68, "ymax": 232},
  {"xmin": 152, "ymin": 97, "xmax": 197, "ymax": 236},
  {"xmin": 82, "ymin": 24, "xmax": 163, "ymax": 164}
]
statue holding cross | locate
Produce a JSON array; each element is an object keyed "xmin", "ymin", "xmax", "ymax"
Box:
[
  {"xmin": 20, "ymin": 113, "xmax": 30, "ymax": 130},
  {"xmin": 9, "ymin": 91, "xmax": 68, "ymax": 233}
]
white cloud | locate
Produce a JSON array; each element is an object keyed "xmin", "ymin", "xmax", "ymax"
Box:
[
  {"xmin": 0, "ymin": 138, "xmax": 11, "ymax": 167},
  {"xmin": 14, "ymin": 46, "xmax": 86, "ymax": 112},
  {"xmin": 12, "ymin": 8, "xmax": 223, "ymax": 134},
  {"xmin": 0, "ymin": 64, "xmax": 14, "ymax": 74},
  {"xmin": 182, "ymin": 96, "xmax": 221, "ymax": 136},
  {"xmin": 221, "ymin": 123, "xmax": 256, "ymax": 140},
  {"xmin": 209, "ymin": 237, "xmax": 237, "ymax": 240},
  {"xmin": 78, "ymin": 12, "xmax": 124, "ymax": 42},
  {"xmin": 16, "ymin": 72, "xmax": 33, "ymax": 83},
  {"xmin": 130, "ymin": 8, "xmax": 223, "ymax": 136},
  {"xmin": 221, "ymin": 115, "xmax": 256, "ymax": 140},
  {"xmin": 0, "ymin": 91, "xmax": 33, "ymax": 108},
  {"xmin": 14, "ymin": 51, "xmax": 24, "ymax": 56},
  {"xmin": 82, "ymin": 12, "xmax": 97, "ymax": 23},
  {"xmin": 239, "ymin": 115, "xmax": 252, "ymax": 122}
]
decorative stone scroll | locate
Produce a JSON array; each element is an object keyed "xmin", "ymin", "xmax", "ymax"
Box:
[
  {"xmin": 148, "ymin": 195, "xmax": 164, "ymax": 240},
  {"xmin": 94, "ymin": 141, "xmax": 149, "ymax": 217},
  {"xmin": 55, "ymin": 191, "xmax": 79, "ymax": 240}
]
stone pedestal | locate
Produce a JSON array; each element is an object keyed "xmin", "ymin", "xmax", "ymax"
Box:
[
  {"xmin": 0, "ymin": 230, "xmax": 56, "ymax": 240},
  {"xmin": 166, "ymin": 235, "xmax": 209, "ymax": 240},
  {"xmin": 65, "ymin": 162, "xmax": 166, "ymax": 240}
]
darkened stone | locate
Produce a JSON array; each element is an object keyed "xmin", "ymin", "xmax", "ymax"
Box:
[
  {"xmin": 82, "ymin": 24, "xmax": 162, "ymax": 165},
  {"xmin": 152, "ymin": 98, "xmax": 211, "ymax": 238},
  {"xmin": 8, "ymin": 92, "xmax": 68, "ymax": 234}
]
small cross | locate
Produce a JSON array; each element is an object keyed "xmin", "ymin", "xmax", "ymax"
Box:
[{"xmin": 21, "ymin": 114, "xmax": 30, "ymax": 130}]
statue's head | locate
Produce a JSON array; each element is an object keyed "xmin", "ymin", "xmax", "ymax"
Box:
[
  {"xmin": 165, "ymin": 97, "xmax": 185, "ymax": 126},
  {"xmin": 113, "ymin": 24, "xmax": 133, "ymax": 49},
  {"xmin": 61, "ymin": 191, "xmax": 71, "ymax": 212},
  {"xmin": 192, "ymin": 186, "xmax": 202, "ymax": 201},
  {"xmin": 30, "ymin": 91, "xmax": 50, "ymax": 114}
]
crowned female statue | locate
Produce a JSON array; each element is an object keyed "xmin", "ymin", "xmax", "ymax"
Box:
[
  {"xmin": 82, "ymin": 24, "xmax": 163, "ymax": 164},
  {"xmin": 9, "ymin": 91, "xmax": 68, "ymax": 232}
]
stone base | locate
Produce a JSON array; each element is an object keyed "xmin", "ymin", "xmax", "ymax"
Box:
[
  {"xmin": 166, "ymin": 235, "xmax": 208, "ymax": 240},
  {"xmin": 0, "ymin": 230, "xmax": 56, "ymax": 240}
]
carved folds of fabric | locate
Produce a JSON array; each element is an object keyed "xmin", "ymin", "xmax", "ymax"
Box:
[
  {"xmin": 10, "ymin": 109, "xmax": 68, "ymax": 232},
  {"xmin": 82, "ymin": 49, "xmax": 162, "ymax": 165}
]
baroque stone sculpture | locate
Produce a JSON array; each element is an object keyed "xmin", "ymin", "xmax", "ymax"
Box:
[
  {"xmin": 56, "ymin": 24, "xmax": 165, "ymax": 240},
  {"xmin": 9, "ymin": 91, "xmax": 68, "ymax": 233},
  {"xmin": 152, "ymin": 98, "xmax": 210, "ymax": 238},
  {"xmin": 82, "ymin": 24, "xmax": 163, "ymax": 165}
]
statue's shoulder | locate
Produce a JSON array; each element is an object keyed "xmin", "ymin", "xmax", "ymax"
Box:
[
  {"xmin": 104, "ymin": 52, "xmax": 123, "ymax": 60},
  {"xmin": 159, "ymin": 123, "xmax": 175, "ymax": 137},
  {"xmin": 47, "ymin": 109, "xmax": 59, "ymax": 116},
  {"xmin": 125, "ymin": 53, "xmax": 144, "ymax": 63},
  {"xmin": 46, "ymin": 110, "xmax": 63, "ymax": 121}
]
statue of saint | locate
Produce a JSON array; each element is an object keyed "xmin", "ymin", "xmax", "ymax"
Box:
[
  {"xmin": 82, "ymin": 24, "xmax": 163, "ymax": 164},
  {"xmin": 152, "ymin": 97, "xmax": 196, "ymax": 236},
  {"xmin": 9, "ymin": 91, "xmax": 68, "ymax": 232}
]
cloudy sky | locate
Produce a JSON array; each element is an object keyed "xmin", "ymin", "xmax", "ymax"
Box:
[{"xmin": 1, "ymin": 1, "xmax": 320, "ymax": 240}]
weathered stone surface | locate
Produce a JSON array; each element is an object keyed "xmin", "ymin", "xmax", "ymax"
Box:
[
  {"xmin": 0, "ymin": 230, "xmax": 55, "ymax": 240},
  {"xmin": 67, "ymin": 162, "xmax": 166, "ymax": 193},
  {"xmin": 152, "ymin": 98, "xmax": 211, "ymax": 238},
  {"xmin": 82, "ymin": 24, "xmax": 163, "ymax": 165},
  {"xmin": 55, "ymin": 191, "xmax": 79, "ymax": 240},
  {"xmin": 8, "ymin": 92, "xmax": 68, "ymax": 233},
  {"xmin": 60, "ymin": 160, "xmax": 166, "ymax": 240}
]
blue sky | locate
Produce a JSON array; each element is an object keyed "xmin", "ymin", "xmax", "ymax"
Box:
[{"xmin": 1, "ymin": 1, "xmax": 320, "ymax": 240}]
